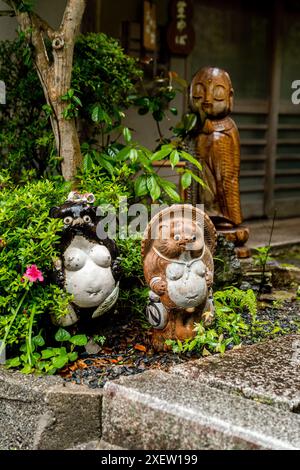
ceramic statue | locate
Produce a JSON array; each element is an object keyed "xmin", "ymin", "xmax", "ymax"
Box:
[
  {"xmin": 50, "ymin": 192, "xmax": 121, "ymax": 326},
  {"xmin": 142, "ymin": 204, "xmax": 217, "ymax": 350}
]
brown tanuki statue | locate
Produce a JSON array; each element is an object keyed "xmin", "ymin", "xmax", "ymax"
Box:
[
  {"xmin": 189, "ymin": 66, "xmax": 250, "ymax": 256},
  {"xmin": 142, "ymin": 205, "xmax": 217, "ymax": 351}
]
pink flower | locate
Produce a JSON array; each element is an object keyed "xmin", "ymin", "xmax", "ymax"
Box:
[{"xmin": 23, "ymin": 265, "xmax": 44, "ymax": 283}]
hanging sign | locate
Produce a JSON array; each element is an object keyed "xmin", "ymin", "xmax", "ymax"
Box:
[
  {"xmin": 167, "ymin": 0, "xmax": 195, "ymax": 56},
  {"xmin": 143, "ymin": 1, "xmax": 157, "ymax": 51}
]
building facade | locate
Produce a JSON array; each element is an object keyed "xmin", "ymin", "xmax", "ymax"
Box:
[{"xmin": 1, "ymin": 0, "xmax": 300, "ymax": 219}]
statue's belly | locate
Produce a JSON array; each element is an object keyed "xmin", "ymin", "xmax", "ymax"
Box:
[
  {"xmin": 166, "ymin": 260, "xmax": 207, "ymax": 309},
  {"xmin": 63, "ymin": 239, "xmax": 116, "ymax": 308}
]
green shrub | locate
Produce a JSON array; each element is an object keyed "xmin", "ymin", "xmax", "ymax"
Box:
[
  {"xmin": 73, "ymin": 32, "xmax": 142, "ymax": 143},
  {"xmin": 0, "ymin": 32, "xmax": 142, "ymax": 180},
  {"xmin": 0, "ymin": 176, "xmax": 78, "ymax": 373},
  {"xmin": 0, "ymin": 35, "xmax": 55, "ymax": 179}
]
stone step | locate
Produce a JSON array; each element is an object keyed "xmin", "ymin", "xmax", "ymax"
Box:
[
  {"xmin": 102, "ymin": 370, "xmax": 300, "ymax": 450},
  {"xmin": 170, "ymin": 334, "xmax": 300, "ymax": 413},
  {"xmin": 0, "ymin": 369, "xmax": 102, "ymax": 450},
  {"xmin": 68, "ymin": 440, "xmax": 125, "ymax": 450}
]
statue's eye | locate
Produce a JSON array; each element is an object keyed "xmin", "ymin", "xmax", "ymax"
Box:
[
  {"xmin": 191, "ymin": 235, "xmax": 197, "ymax": 242},
  {"xmin": 64, "ymin": 216, "xmax": 73, "ymax": 225},
  {"xmin": 213, "ymin": 85, "xmax": 226, "ymax": 101},
  {"xmin": 83, "ymin": 215, "xmax": 92, "ymax": 223},
  {"xmin": 193, "ymin": 83, "xmax": 205, "ymax": 99},
  {"xmin": 174, "ymin": 234, "xmax": 181, "ymax": 241}
]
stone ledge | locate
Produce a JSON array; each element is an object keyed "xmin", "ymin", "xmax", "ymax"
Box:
[
  {"xmin": 170, "ymin": 334, "xmax": 300, "ymax": 412},
  {"xmin": 0, "ymin": 367, "xmax": 102, "ymax": 450},
  {"xmin": 102, "ymin": 370, "xmax": 300, "ymax": 450}
]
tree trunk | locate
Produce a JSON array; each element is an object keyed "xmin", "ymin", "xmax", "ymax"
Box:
[{"xmin": 9, "ymin": 0, "xmax": 86, "ymax": 182}]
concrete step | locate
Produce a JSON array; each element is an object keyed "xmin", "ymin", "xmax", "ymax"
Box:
[
  {"xmin": 0, "ymin": 369, "xmax": 102, "ymax": 450},
  {"xmin": 102, "ymin": 370, "xmax": 300, "ymax": 450},
  {"xmin": 68, "ymin": 440, "xmax": 125, "ymax": 450},
  {"xmin": 171, "ymin": 334, "xmax": 300, "ymax": 413}
]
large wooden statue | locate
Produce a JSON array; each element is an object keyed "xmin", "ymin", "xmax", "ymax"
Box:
[{"xmin": 188, "ymin": 66, "xmax": 249, "ymax": 257}]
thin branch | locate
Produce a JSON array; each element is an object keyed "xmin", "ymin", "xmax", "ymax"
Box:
[{"xmin": 59, "ymin": 0, "xmax": 86, "ymax": 39}]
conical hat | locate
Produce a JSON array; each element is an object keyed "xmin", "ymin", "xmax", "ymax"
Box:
[{"xmin": 141, "ymin": 204, "xmax": 217, "ymax": 258}]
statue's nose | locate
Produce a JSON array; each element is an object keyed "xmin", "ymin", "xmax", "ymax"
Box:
[
  {"xmin": 72, "ymin": 218, "xmax": 84, "ymax": 226},
  {"xmin": 204, "ymin": 96, "xmax": 213, "ymax": 104}
]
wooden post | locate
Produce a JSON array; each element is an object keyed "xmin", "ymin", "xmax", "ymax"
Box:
[{"xmin": 264, "ymin": 0, "xmax": 283, "ymax": 217}]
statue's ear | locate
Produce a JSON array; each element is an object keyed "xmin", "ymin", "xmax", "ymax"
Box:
[
  {"xmin": 229, "ymin": 88, "xmax": 234, "ymax": 112},
  {"xmin": 49, "ymin": 206, "xmax": 60, "ymax": 218}
]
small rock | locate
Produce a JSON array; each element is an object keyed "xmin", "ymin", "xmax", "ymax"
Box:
[{"xmin": 85, "ymin": 339, "xmax": 102, "ymax": 355}]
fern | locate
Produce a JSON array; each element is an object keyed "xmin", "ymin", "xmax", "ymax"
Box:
[
  {"xmin": 214, "ymin": 287, "xmax": 257, "ymax": 318},
  {"xmin": 166, "ymin": 287, "xmax": 258, "ymax": 355}
]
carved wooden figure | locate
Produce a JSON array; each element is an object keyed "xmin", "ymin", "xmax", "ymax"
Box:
[
  {"xmin": 189, "ymin": 66, "xmax": 250, "ymax": 257},
  {"xmin": 142, "ymin": 205, "xmax": 217, "ymax": 351}
]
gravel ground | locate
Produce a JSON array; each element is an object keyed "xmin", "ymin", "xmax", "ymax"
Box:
[{"xmin": 61, "ymin": 298, "xmax": 300, "ymax": 389}]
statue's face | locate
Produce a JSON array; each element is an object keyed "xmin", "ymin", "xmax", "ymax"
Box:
[{"xmin": 190, "ymin": 67, "xmax": 233, "ymax": 119}]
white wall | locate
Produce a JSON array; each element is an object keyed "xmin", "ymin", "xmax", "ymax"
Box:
[
  {"xmin": 0, "ymin": 0, "xmax": 17, "ymax": 40},
  {"xmin": 0, "ymin": 0, "xmax": 67, "ymax": 40}
]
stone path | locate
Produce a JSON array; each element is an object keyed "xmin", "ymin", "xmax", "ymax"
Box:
[
  {"xmin": 171, "ymin": 335, "xmax": 300, "ymax": 412},
  {"xmin": 1, "ymin": 334, "xmax": 300, "ymax": 450},
  {"xmin": 247, "ymin": 217, "xmax": 300, "ymax": 249}
]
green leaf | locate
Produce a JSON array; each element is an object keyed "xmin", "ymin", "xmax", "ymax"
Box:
[
  {"xmin": 55, "ymin": 328, "xmax": 71, "ymax": 342},
  {"xmin": 138, "ymin": 107, "xmax": 149, "ymax": 115},
  {"xmin": 83, "ymin": 153, "xmax": 93, "ymax": 172},
  {"xmin": 67, "ymin": 89, "xmax": 75, "ymax": 99},
  {"xmin": 147, "ymin": 175, "xmax": 161, "ymax": 202},
  {"xmin": 163, "ymin": 185, "xmax": 181, "ymax": 202},
  {"xmin": 72, "ymin": 96, "xmax": 82, "ymax": 107},
  {"xmin": 181, "ymin": 172, "xmax": 192, "ymax": 189},
  {"xmin": 183, "ymin": 113, "xmax": 197, "ymax": 131},
  {"xmin": 134, "ymin": 175, "xmax": 148, "ymax": 197},
  {"xmin": 91, "ymin": 105, "xmax": 102, "ymax": 123},
  {"xmin": 69, "ymin": 335, "xmax": 88, "ymax": 346},
  {"xmin": 95, "ymin": 154, "xmax": 114, "ymax": 175},
  {"xmin": 32, "ymin": 335, "xmax": 45, "ymax": 347},
  {"xmin": 191, "ymin": 172, "xmax": 206, "ymax": 188},
  {"xmin": 151, "ymin": 145, "xmax": 173, "ymax": 162},
  {"xmin": 153, "ymin": 110, "xmax": 164, "ymax": 122},
  {"xmin": 68, "ymin": 351, "xmax": 78, "ymax": 362},
  {"xmin": 123, "ymin": 127, "xmax": 132, "ymax": 144},
  {"xmin": 41, "ymin": 349, "xmax": 56, "ymax": 359},
  {"xmin": 21, "ymin": 364, "xmax": 33, "ymax": 374},
  {"xmin": 180, "ymin": 150, "xmax": 202, "ymax": 172},
  {"xmin": 115, "ymin": 146, "xmax": 131, "ymax": 162},
  {"xmin": 6, "ymin": 357, "xmax": 21, "ymax": 368},
  {"xmin": 170, "ymin": 150, "xmax": 180, "ymax": 169},
  {"xmin": 170, "ymin": 107, "xmax": 178, "ymax": 115},
  {"xmin": 129, "ymin": 148, "xmax": 138, "ymax": 162},
  {"xmin": 52, "ymin": 355, "xmax": 69, "ymax": 369}
]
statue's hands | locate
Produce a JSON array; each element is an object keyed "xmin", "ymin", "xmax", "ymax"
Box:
[
  {"xmin": 112, "ymin": 257, "xmax": 122, "ymax": 281},
  {"xmin": 53, "ymin": 257, "xmax": 64, "ymax": 287},
  {"xmin": 151, "ymin": 278, "xmax": 167, "ymax": 296}
]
